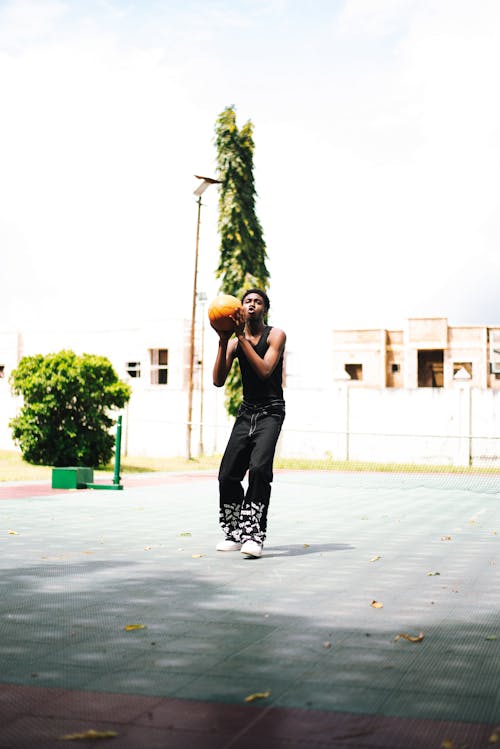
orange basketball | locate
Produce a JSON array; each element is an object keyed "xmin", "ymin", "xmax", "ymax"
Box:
[{"xmin": 208, "ymin": 294, "xmax": 242, "ymax": 332}]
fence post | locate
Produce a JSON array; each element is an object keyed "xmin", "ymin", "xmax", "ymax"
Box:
[{"xmin": 335, "ymin": 369, "xmax": 351, "ymax": 462}]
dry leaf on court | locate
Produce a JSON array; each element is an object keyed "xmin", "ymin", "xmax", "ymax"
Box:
[
  {"xmin": 371, "ymin": 600, "xmax": 383, "ymax": 609},
  {"xmin": 60, "ymin": 729, "xmax": 118, "ymax": 740},
  {"xmin": 192, "ymin": 554, "xmax": 204, "ymax": 558},
  {"xmin": 489, "ymin": 728, "xmax": 500, "ymax": 743},
  {"xmin": 8, "ymin": 530, "xmax": 19, "ymax": 535},
  {"xmin": 144, "ymin": 546, "xmax": 153, "ymax": 551},
  {"xmin": 395, "ymin": 632, "xmax": 424, "ymax": 643},
  {"xmin": 244, "ymin": 690, "xmax": 271, "ymax": 702},
  {"xmin": 441, "ymin": 740, "xmax": 454, "ymax": 749},
  {"xmin": 485, "ymin": 635, "xmax": 497, "ymax": 641},
  {"xmin": 303, "ymin": 543, "xmax": 310, "ymax": 548},
  {"xmin": 369, "ymin": 556, "xmax": 381, "ymax": 562},
  {"xmin": 179, "ymin": 532, "xmax": 192, "ymax": 537},
  {"xmin": 440, "ymin": 536, "xmax": 452, "ymax": 541},
  {"xmin": 426, "ymin": 571, "xmax": 441, "ymax": 576},
  {"xmin": 123, "ymin": 624, "xmax": 146, "ymax": 631}
]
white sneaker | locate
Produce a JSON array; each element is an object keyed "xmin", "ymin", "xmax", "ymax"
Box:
[
  {"xmin": 216, "ymin": 539, "xmax": 242, "ymax": 551},
  {"xmin": 241, "ymin": 540, "xmax": 263, "ymax": 558}
]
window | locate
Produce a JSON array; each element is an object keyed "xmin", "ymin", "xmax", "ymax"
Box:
[
  {"xmin": 0, "ymin": 365, "xmax": 5, "ymax": 379},
  {"xmin": 453, "ymin": 362, "xmax": 472, "ymax": 378},
  {"xmin": 391, "ymin": 363, "xmax": 400, "ymax": 373},
  {"xmin": 345, "ymin": 363, "xmax": 363, "ymax": 380},
  {"xmin": 150, "ymin": 349, "xmax": 168, "ymax": 385},
  {"xmin": 418, "ymin": 350, "xmax": 443, "ymax": 387},
  {"xmin": 126, "ymin": 361, "xmax": 141, "ymax": 378}
]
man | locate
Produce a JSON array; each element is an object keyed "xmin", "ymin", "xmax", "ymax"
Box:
[{"xmin": 212, "ymin": 288, "xmax": 286, "ymax": 558}]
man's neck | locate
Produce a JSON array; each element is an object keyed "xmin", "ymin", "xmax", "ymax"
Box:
[{"xmin": 246, "ymin": 319, "xmax": 265, "ymax": 337}]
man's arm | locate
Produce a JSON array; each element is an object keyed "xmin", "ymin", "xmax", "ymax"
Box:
[
  {"xmin": 236, "ymin": 327, "xmax": 286, "ymax": 381},
  {"xmin": 212, "ymin": 330, "xmax": 237, "ymax": 387}
]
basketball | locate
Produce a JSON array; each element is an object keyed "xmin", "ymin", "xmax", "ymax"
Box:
[{"xmin": 208, "ymin": 294, "xmax": 242, "ymax": 332}]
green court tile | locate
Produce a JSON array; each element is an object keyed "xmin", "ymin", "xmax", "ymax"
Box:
[{"xmin": 380, "ymin": 689, "xmax": 498, "ymax": 724}]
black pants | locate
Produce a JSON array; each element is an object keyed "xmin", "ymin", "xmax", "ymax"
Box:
[{"xmin": 218, "ymin": 400, "xmax": 285, "ymax": 544}]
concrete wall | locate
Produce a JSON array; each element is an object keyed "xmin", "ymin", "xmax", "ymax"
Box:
[
  {"xmin": 278, "ymin": 385, "xmax": 500, "ymax": 467},
  {"xmin": 2, "ymin": 323, "xmax": 500, "ymax": 467}
]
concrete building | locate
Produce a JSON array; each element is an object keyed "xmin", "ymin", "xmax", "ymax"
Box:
[
  {"xmin": 2, "ymin": 316, "xmax": 500, "ymax": 467},
  {"xmin": 332, "ymin": 317, "xmax": 500, "ymax": 389}
]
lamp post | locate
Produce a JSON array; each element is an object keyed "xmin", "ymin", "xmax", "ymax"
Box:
[
  {"xmin": 186, "ymin": 175, "xmax": 221, "ymax": 460},
  {"xmin": 197, "ymin": 291, "xmax": 207, "ymax": 456}
]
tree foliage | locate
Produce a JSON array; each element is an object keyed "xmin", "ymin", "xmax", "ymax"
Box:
[
  {"xmin": 214, "ymin": 106, "xmax": 270, "ymax": 415},
  {"xmin": 9, "ymin": 350, "xmax": 131, "ymax": 467}
]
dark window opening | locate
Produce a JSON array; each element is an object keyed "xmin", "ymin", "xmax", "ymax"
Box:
[
  {"xmin": 126, "ymin": 361, "xmax": 141, "ymax": 378},
  {"xmin": 150, "ymin": 349, "xmax": 168, "ymax": 385},
  {"xmin": 418, "ymin": 350, "xmax": 443, "ymax": 387},
  {"xmin": 391, "ymin": 363, "xmax": 400, "ymax": 373},
  {"xmin": 345, "ymin": 363, "xmax": 363, "ymax": 381},
  {"xmin": 453, "ymin": 362, "xmax": 472, "ymax": 378}
]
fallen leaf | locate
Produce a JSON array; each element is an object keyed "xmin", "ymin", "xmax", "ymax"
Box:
[
  {"xmin": 303, "ymin": 543, "xmax": 310, "ymax": 548},
  {"xmin": 244, "ymin": 690, "xmax": 271, "ymax": 702},
  {"xmin": 441, "ymin": 536, "xmax": 452, "ymax": 541},
  {"xmin": 144, "ymin": 546, "xmax": 153, "ymax": 551},
  {"xmin": 8, "ymin": 530, "xmax": 19, "ymax": 535},
  {"xmin": 427, "ymin": 571, "xmax": 441, "ymax": 576},
  {"xmin": 123, "ymin": 624, "xmax": 146, "ymax": 631},
  {"xmin": 371, "ymin": 600, "xmax": 383, "ymax": 609},
  {"xmin": 485, "ymin": 635, "xmax": 497, "ymax": 641},
  {"xmin": 369, "ymin": 556, "xmax": 381, "ymax": 562},
  {"xmin": 60, "ymin": 729, "xmax": 118, "ymax": 740},
  {"xmin": 192, "ymin": 554, "xmax": 204, "ymax": 558},
  {"xmin": 441, "ymin": 740, "xmax": 454, "ymax": 749},
  {"xmin": 489, "ymin": 728, "xmax": 500, "ymax": 743},
  {"xmin": 395, "ymin": 632, "xmax": 425, "ymax": 643},
  {"xmin": 179, "ymin": 532, "xmax": 192, "ymax": 537},
  {"xmin": 323, "ymin": 641, "xmax": 332, "ymax": 649}
]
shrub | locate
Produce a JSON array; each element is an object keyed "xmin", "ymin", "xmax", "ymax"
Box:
[{"xmin": 9, "ymin": 350, "xmax": 131, "ymax": 467}]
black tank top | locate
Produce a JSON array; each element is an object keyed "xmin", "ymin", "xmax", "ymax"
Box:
[{"xmin": 236, "ymin": 326, "xmax": 284, "ymax": 405}]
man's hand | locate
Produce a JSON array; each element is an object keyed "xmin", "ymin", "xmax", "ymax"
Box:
[
  {"xmin": 231, "ymin": 307, "xmax": 246, "ymax": 338},
  {"xmin": 210, "ymin": 322, "xmax": 233, "ymax": 342}
]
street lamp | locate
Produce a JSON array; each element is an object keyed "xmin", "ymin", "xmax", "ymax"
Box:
[
  {"xmin": 197, "ymin": 291, "xmax": 207, "ymax": 456},
  {"xmin": 186, "ymin": 175, "xmax": 221, "ymax": 460}
]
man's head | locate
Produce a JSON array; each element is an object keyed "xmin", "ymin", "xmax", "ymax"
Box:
[{"xmin": 241, "ymin": 288, "xmax": 270, "ymax": 311}]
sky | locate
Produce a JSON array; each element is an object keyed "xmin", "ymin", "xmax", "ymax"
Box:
[{"xmin": 1, "ymin": 0, "xmax": 500, "ymax": 349}]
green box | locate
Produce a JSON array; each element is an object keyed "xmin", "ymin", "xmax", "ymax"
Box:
[{"xmin": 51, "ymin": 467, "xmax": 94, "ymax": 490}]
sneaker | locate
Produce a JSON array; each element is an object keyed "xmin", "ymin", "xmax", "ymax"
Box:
[
  {"xmin": 216, "ymin": 539, "xmax": 242, "ymax": 552},
  {"xmin": 241, "ymin": 540, "xmax": 263, "ymax": 558}
]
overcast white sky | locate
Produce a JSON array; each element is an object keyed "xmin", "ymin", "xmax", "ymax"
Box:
[{"xmin": 1, "ymin": 0, "xmax": 500, "ymax": 344}]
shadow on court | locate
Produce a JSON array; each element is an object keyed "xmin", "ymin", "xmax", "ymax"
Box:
[{"xmin": 0, "ymin": 470, "xmax": 499, "ymax": 747}]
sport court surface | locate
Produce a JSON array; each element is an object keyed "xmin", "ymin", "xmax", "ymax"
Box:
[{"xmin": 0, "ymin": 469, "xmax": 499, "ymax": 748}]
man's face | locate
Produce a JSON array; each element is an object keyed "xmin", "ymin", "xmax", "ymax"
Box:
[{"xmin": 243, "ymin": 293, "xmax": 266, "ymax": 321}]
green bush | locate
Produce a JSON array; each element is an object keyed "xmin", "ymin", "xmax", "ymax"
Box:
[{"xmin": 9, "ymin": 350, "xmax": 131, "ymax": 467}]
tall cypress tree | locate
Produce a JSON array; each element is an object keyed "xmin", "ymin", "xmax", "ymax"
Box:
[{"xmin": 214, "ymin": 106, "xmax": 270, "ymax": 416}]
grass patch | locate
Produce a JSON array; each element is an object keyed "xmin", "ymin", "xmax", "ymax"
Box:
[
  {"xmin": 0, "ymin": 450, "xmax": 222, "ymax": 482},
  {"xmin": 2, "ymin": 449, "xmax": 500, "ymax": 483},
  {"xmin": 274, "ymin": 457, "xmax": 500, "ymax": 474}
]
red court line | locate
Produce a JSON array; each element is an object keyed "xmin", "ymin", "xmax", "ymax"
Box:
[{"xmin": 0, "ymin": 472, "xmax": 217, "ymax": 500}]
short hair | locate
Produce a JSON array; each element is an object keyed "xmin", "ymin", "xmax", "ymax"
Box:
[{"xmin": 241, "ymin": 288, "xmax": 270, "ymax": 311}]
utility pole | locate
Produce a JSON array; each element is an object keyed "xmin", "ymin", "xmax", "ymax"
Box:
[{"xmin": 186, "ymin": 176, "xmax": 220, "ymax": 460}]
